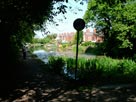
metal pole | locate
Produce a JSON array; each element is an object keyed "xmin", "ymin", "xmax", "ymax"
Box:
[{"xmin": 75, "ymin": 30, "xmax": 79, "ymax": 80}]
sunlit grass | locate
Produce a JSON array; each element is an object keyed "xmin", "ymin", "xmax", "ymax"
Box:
[{"xmin": 48, "ymin": 56, "xmax": 136, "ymax": 84}]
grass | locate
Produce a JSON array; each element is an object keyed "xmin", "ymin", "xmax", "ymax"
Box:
[{"xmin": 48, "ymin": 56, "xmax": 136, "ymax": 85}]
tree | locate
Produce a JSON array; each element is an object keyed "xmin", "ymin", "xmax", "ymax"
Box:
[
  {"xmin": 0, "ymin": 0, "xmax": 68, "ymax": 62},
  {"xmin": 0, "ymin": 0, "xmax": 89, "ymax": 89},
  {"xmin": 0, "ymin": 0, "xmax": 69, "ymax": 85},
  {"xmin": 46, "ymin": 34, "xmax": 57, "ymax": 40},
  {"xmin": 83, "ymin": 0, "xmax": 136, "ymax": 58}
]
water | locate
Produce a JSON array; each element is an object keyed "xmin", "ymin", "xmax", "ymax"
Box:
[
  {"xmin": 33, "ymin": 49, "xmax": 96, "ymax": 79},
  {"xmin": 63, "ymin": 64, "xmax": 76, "ymax": 80},
  {"xmin": 33, "ymin": 50, "xmax": 59, "ymax": 63},
  {"xmin": 33, "ymin": 49, "xmax": 76, "ymax": 79}
]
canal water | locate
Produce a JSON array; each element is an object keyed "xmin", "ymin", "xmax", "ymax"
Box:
[
  {"xmin": 33, "ymin": 49, "xmax": 96, "ymax": 63},
  {"xmin": 33, "ymin": 50, "xmax": 60, "ymax": 63},
  {"xmin": 33, "ymin": 49, "xmax": 96, "ymax": 79}
]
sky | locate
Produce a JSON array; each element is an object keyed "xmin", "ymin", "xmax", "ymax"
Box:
[{"xmin": 34, "ymin": 0, "xmax": 93, "ymax": 38}]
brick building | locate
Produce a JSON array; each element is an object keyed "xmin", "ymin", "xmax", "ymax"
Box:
[{"xmin": 56, "ymin": 28, "xmax": 104, "ymax": 43}]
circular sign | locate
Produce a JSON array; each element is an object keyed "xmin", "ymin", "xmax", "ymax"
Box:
[{"xmin": 73, "ymin": 18, "xmax": 85, "ymax": 31}]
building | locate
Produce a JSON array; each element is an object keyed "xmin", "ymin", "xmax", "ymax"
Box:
[{"xmin": 56, "ymin": 28, "xmax": 104, "ymax": 43}]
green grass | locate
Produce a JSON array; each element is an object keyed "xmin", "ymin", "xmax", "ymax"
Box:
[{"xmin": 48, "ymin": 56, "xmax": 136, "ymax": 84}]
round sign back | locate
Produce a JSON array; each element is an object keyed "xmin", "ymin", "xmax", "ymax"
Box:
[{"xmin": 73, "ymin": 18, "xmax": 85, "ymax": 31}]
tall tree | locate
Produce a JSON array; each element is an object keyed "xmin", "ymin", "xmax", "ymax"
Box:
[
  {"xmin": 0, "ymin": 0, "xmax": 68, "ymax": 62},
  {"xmin": 0, "ymin": 0, "xmax": 89, "ymax": 90},
  {"xmin": 83, "ymin": 0, "xmax": 136, "ymax": 58},
  {"xmin": 0, "ymin": 0, "xmax": 69, "ymax": 85}
]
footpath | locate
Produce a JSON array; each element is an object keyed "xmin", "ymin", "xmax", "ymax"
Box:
[{"xmin": 0, "ymin": 53, "xmax": 136, "ymax": 102}]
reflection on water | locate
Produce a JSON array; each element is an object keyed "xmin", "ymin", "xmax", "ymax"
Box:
[{"xmin": 63, "ymin": 64, "xmax": 76, "ymax": 80}]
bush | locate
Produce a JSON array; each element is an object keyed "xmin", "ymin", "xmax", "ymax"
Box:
[
  {"xmin": 132, "ymin": 54, "xmax": 136, "ymax": 62},
  {"xmin": 48, "ymin": 56, "xmax": 65, "ymax": 74},
  {"xmin": 81, "ymin": 41, "xmax": 96, "ymax": 47}
]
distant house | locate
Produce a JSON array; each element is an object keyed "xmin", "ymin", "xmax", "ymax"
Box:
[
  {"xmin": 83, "ymin": 29, "xmax": 94, "ymax": 42},
  {"xmin": 57, "ymin": 32, "xmax": 75, "ymax": 43},
  {"xmin": 56, "ymin": 28, "xmax": 104, "ymax": 43},
  {"xmin": 83, "ymin": 28, "xmax": 104, "ymax": 43}
]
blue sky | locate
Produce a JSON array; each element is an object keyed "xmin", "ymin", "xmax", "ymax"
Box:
[{"xmin": 34, "ymin": 0, "xmax": 93, "ymax": 38}]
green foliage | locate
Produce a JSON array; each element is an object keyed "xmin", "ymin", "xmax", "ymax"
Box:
[
  {"xmin": 84, "ymin": 46, "xmax": 97, "ymax": 55},
  {"xmin": 81, "ymin": 41, "xmax": 96, "ymax": 47},
  {"xmin": 81, "ymin": 42, "xmax": 104, "ymax": 55},
  {"xmin": 83, "ymin": 0, "xmax": 136, "ymax": 58},
  {"xmin": 61, "ymin": 43, "xmax": 70, "ymax": 50},
  {"xmin": 46, "ymin": 34, "xmax": 57, "ymax": 39},
  {"xmin": 65, "ymin": 58, "xmax": 76, "ymax": 76},
  {"xmin": 72, "ymin": 45, "xmax": 85, "ymax": 54},
  {"xmin": 32, "ymin": 34, "xmax": 57, "ymax": 44},
  {"xmin": 48, "ymin": 56, "xmax": 65, "ymax": 74},
  {"xmin": 0, "ymin": 0, "xmax": 68, "ymax": 67},
  {"xmin": 49, "ymin": 56, "xmax": 136, "ymax": 83},
  {"xmin": 42, "ymin": 37, "xmax": 51, "ymax": 44},
  {"xmin": 32, "ymin": 37, "xmax": 51, "ymax": 44},
  {"xmin": 132, "ymin": 54, "xmax": 136, "ymax": 62}
]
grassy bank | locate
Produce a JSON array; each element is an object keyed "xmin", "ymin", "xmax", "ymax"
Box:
[{"xmin": 47, "ymin": 56, "xmax": 136, "ymax": 85}]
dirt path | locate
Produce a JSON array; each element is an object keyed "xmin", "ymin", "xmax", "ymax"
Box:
[{"xmin": 0, "ymin": 54, "xmax": 136, "ymax": 102}]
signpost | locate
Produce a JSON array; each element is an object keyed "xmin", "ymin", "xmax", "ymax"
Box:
[{"xmin": 73, "ymin": 18, "xmax": 85, "ymax": 80}]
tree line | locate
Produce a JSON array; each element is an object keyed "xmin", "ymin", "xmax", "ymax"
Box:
[{"xmin": 83, "ymin": 0, "xmax": 136, "ymax": 58}]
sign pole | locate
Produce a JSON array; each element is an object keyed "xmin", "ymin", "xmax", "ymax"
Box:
[
  {"xmin": 75, "ymin": 30, "xmax": 79, "ymax": 80},
  {"xmin": 73, "ymin": 18, "xmax": 85, "ymax": 80}
]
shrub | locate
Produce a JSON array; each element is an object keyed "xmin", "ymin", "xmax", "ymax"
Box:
[
  {"xmin": 132, "ymin": 54, "xmax": 136, "ymax": 62},
  {"xmin": 48, "ymin": 56, "xmax": 65, "ymax": 74},
  {"xmin": 81, "ymin": 41, "xmax": 96, "ymax": 47}
]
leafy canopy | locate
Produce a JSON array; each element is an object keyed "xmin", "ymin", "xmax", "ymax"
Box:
[
  {"xmin": 83, "ymin": 0, "xmax": 136, "ymax": 58},
  {"xmin": 0, "ymin": 0, "xmax": 69, "ymax": 66}
]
